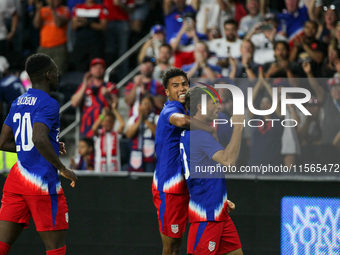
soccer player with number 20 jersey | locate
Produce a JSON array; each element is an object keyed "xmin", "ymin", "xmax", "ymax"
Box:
[{"xmin": 0, "ymin": 54, "xmax": 77, "ymax": 255}]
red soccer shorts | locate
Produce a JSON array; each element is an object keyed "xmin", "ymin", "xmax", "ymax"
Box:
[
  {"xmin": 152, "ymin": 189, "xmax": 190, "ymax": 238},
  {"xmin": 187, "ymin": 215, "xmax": 242, "ymax": 255},
  {"xmin": 0, "ymin": 191, "xmax": 69, "ymax": 232}
]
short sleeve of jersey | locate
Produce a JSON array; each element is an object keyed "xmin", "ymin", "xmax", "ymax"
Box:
[
  {"xmin": 163, "ymin": 102, "xmax": 185, "ymax": 126},
  {"xmin": 192, "ymin": 130, "xmax": 224, "ymax": 160},
  {"xmin": 33, "ymin": 99, "xmax": 59, "ymax": 130}
]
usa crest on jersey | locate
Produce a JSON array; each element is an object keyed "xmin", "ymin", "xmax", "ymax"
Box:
[
  {"xmin": 171, "ymin": 224, "xmax": 179, "ymax": 234},
  {"xmin": 208, "ymin": 241, "xmax": 216, "ymax": 252}
]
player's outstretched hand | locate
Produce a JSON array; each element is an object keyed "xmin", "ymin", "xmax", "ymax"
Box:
[
  {"xmin": 227, "ymin": 200, "xmax": 235, "ymax": 213},
  {"xmin": 60, "ymin": 166, "xmax": 78, "ymax": 188},
  {"xmin": 59, "ymin": 142, "xmax": 67, "ymax": 155}
]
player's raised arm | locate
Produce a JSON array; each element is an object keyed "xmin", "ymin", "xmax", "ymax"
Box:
[
  {"xmin": 169, "ymin": 113, "xmax": 217, "ymax": 136},
  {"xmin": 212, "ymin": 115, "xmax": 245, "ymax": 166},
  {"xmin": 0, "ymin": 124, "xmax": 16, "ymax": 153},
  {"xmin": 32, "ymin": 122, "xmax": 78, "ymax": 187}
]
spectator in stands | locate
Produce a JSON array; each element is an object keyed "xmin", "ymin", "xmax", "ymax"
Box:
[
  {"xmin": 92, "ymin": 102, "xmax": 125, "ymax": 172},
  {"xmin": 322, "ymin": 44, "xmax": 340, "ymax": 78},
  {"xmin": 182, "ymin": 41, "xmax": 221, "ymax": 79},
  {"xmin": 33, "ymin": 0, "xmax": 70, "ymax": 75},
  {"xmin": 272, "ymin": 79, "xmax": 301, "ymax": 167},
  {"xmin": 0, "ymin": 0, "xmax": 18, "ymax": 57},
  {"xmin": 153, "ymin": 43, "xmax": 173, "ymax": 83},
  {"xmin": 70, "ymin": 137, "xmax": 94, "ymax": 170},
  {"xmin": 0, "ymin": 56, "xmax": 25, "ymax": 127},
  {"xmin": 210, "ymin": 19, "xmax": 243, "ymax": 71},
  {"xmin": 248, "ymin": 77, "xmax": 284, "ymax": 167},
  {"xmin": 238, "ymin": 0, "xmax": 264, "ymax": 38},
  {"xmin": 138, "ymin": 25, "xmax": 166, "ymax": 64},
  {"xmin": 246, "ymin": 13, "xmax": 287, "ymax": 65},
  {"xmin": 71, "ymin": 0, "xmax": 108, "ymax": 72},
  {"xmin": 104, "ymin": 0, "xmax": 133, "ymax": 81},
  {"xmin": 307, "ymin": 70, "xmax": 340, "ymax": 149},
  {"xmin": 125, "ymin": 57, "xmax": 166, "ymax": 116},
  {"xmin": 289, "ymin": 20, "xmax": 326, "ymax": 77},
  {"xmin": 297, "ymin": 96, "xmax": 322, "ymax": 164},
  {"xmin": 8, "ymin": 0, "xmax": 24, "ymax": 68},
  {"xmin": 170, "ymin": 12, "xmax": 208, "ymax": 68},
  {"xmin": 315, "ymin": 4, "xmax": 338, "ymax": 44},
  {"xmin": 130, "ymin": 0, "xmax": 149, "ymax": 34},
  {"xmin": 263, "ymin": 41, "xmax": 299, "ymax": 79},
  {"xmin": 277, "ymin": 0, "xmax": 314, "ymax": 45},
  {"xmin": 163, "ymin": 0, "xmax": 197, "ymax": 43},
  {"xmin": 229, "ymin": 39, "xmax": 259, "ymax": 80},
  {"xmin": 218, "ymin": 0, "xmax": 247, "ymax": 35},
  {"xmin": 125, "ymin": 94, "xmax": 158, "ymax": 172},
  {"xmin": 66, "ymin": 0, "xmax": 84, "ymax": 53},
  {"xmin": 302, "ymin": 62, "xmax": 340, "ymax": 162},
  {"xmin": 187, "ymin": 0, "xmax": 219, "ymax": 35},
  {"xmin": 71, "ymin": 58, "xmax": 119, "ymax": 137},
  {"xmin": 330, "ymin": 23, "xmax": 340, "ymax": 58}
]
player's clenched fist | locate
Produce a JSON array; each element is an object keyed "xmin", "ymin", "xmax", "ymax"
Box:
[{"xmin": 227, "ymin": 200, "xmax": 235, "ymax": 213}]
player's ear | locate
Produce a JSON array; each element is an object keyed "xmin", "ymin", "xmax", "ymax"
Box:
[
  {"xmin": 46, "ymin": 70, "xmax": 51, "ymax": 80},
  {"xmin": 197, "ymin": 103, "xmax": 202, "ymax": 114},
  {"xmin": 165, "ymin": 88, "xmax": 170, "ymax": 97}
]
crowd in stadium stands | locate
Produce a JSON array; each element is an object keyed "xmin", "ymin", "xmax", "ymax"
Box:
[{"xmin": 0, "ymin": 0, "xmax": 340, "ymax": 172}]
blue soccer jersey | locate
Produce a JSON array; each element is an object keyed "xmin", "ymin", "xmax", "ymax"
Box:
[
  {"xmin": 152, "ymin": 100, "xmax": 188, "ymax": 194},
  {"xmin": 180, "ymin": 129, "xmax": 229, "ymax": 223},
  {"xmin": 3, "ymin": 88, "xmax": 62, "ymax": 195}
]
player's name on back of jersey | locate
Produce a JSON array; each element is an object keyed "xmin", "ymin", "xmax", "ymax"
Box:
[{"xmin": 17, "ymin": 97, "xmax": 37, "ymax": 106}]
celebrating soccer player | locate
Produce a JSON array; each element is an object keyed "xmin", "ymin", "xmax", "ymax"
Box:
[
  {"xmin": 180, "ymin": 86, "xmax": 244, "ymax": 255},
  {"xmin": 152, "ymin": 68, "xmax": 222, "ymax": 254},
  {"xmin": 0, "ymin": 53, "xmax": 78, "ymax": 255}
]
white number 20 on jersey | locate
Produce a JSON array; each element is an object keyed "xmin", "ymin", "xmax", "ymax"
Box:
[{"xmin": 13, "ymin": 112, "xmax": 34, "ymax": 152}]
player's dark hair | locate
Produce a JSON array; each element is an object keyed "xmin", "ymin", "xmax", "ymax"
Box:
[
  {"xmin": 141, "ymin": 94, "xmax": 155, "ymax": 107},
  {"xmin": 274, "ymin": 40, "xmax": 290, "ymax": 52},
  {"xmin": 25, "ymin": 53, "xmax": 53, "ymax": 80},
  {"xmin": 162, "ymin": 68, "xmax": 189, "ymax": 89},
  {"xmin": 185, "ymin": 86, "xmax": 216, "ymax": 117},
  {"xmin": 80, "ymin": 137, "xmax": 94, "ymax": 149},
  {"xmin": 224, "ymin": 19, "xmax": 238, "ymax": 29},
  {"xmin": 160, "ymin": 43, "xmax": 173, "ymax": 54}
]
